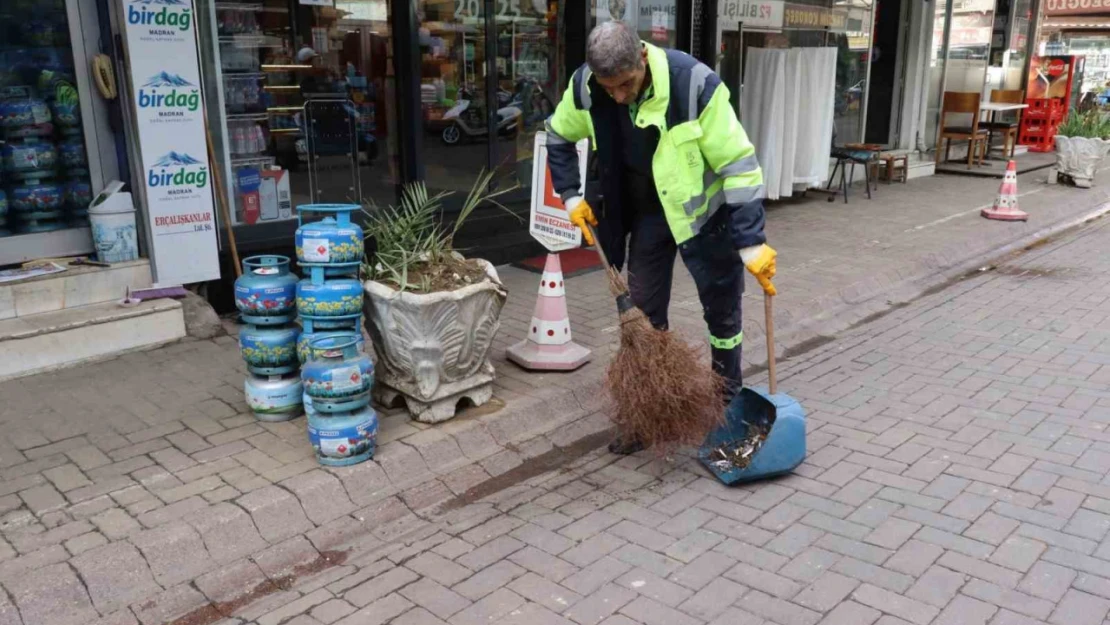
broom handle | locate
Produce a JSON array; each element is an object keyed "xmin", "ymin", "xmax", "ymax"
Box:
[
  {"xmin": 584, "ymin": 223, "xmax": 628, "ymax": 289},
  {"xmin": 584, "ymin": 224, "xmax": 612, "ymax": 269},
  {"xmin": 765, "ymin": 292, "xmax": 776, "ymax": 395},
  {"xmin": 201, "ymin": 102, "xmax": 241, "ymax": 279}
]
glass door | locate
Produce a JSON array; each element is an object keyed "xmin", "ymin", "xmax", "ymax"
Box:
[
  {"xmin": 491, "ymin": 0, "xmax": 559, "ymax": 192},
  {"xmin": 925, "ymin": 0, "xmax": 952, "ymax": 153},
  {"xmin": 418, "ymin": 0, "xmax": 493, "ymax": 196},
  {"xmin": 0, "ymin": 0, "xmax": 112, "ymax": 264},
  {"xmin": 925, "ymin": 0, "xmax": 997, "ymax": 156}
]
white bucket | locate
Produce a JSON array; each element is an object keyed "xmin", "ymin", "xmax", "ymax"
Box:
[{"xmin": 88, "ymin": 185, "xmax": 139, "ymax": 264}]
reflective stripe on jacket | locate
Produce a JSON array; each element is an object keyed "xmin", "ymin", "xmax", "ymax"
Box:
[{"xmin": 545, "ymin": 42, "xmax": 766, "ymax": 250}]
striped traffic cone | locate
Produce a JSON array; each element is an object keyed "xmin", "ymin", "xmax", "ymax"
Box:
[
  {"xmin": 506, "ymin": 253, "xmax": 591, "ymax": 371},
  {"xmin": 981, "ymin": 160, "xmax": 1029, "ymax": 221}
]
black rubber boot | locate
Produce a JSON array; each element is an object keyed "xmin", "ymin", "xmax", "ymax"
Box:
[{"xmin": 608, "ymin": 437, "xmax": 646, "ymax": 455}]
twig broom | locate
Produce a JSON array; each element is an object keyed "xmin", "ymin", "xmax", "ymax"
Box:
[{"xmin": 585, "ymin": 225, "xmax": 726, "ymax": 454}]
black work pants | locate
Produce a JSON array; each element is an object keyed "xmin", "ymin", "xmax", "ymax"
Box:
[{"xmin": 625, "ymin": 209, "xmax": 745, "ymax": 398}]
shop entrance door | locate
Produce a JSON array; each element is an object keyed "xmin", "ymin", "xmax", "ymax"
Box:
[
  {"xmin": 0, "ymin": 0, "xmax": 118, "ymax": 266},
  {"xmin": 865, "ymin": 0, "xmax": 910, "ymax": 145},
  {"xmin": 925, "ymin": 0, "xmax": 997, "ymax": 158}
]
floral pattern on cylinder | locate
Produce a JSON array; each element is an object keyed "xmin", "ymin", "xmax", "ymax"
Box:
[
  {"xmin": 296, "ymin": 278, "xmax": 362, "ymax": 318},
  {"xmin": 239, "ymin": 325, "xmax": 299, "ymax": 370}
]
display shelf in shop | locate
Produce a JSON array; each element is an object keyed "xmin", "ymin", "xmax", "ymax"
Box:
[
  {"xmin": 231, "ymin": 157, "xmax": 276, "ymax": 169},
  {"xmin": 227, "ymin": 112, "xmax": 269, "ymax": 121},
  {"xmin": 215, "ymin": 2, "xmax": 264, "ymax": 12},
  {"xmin": 219, "ymin": 35, "xmax": 279, "ymax": 49},
  {"xmin": 262, "ymin": 64, "xmax": 313, "ymax": 71}
]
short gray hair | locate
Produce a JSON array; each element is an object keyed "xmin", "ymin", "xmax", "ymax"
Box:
[{"xmin": 586, "ymin": 21, "xmax": 643, "ymax": 78}]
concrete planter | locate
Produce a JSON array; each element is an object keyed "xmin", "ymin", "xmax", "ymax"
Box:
[
  {"xmin": 1055, "ymin": 136, "xmax": 1110, "ymax": 188},
  {"xmin": 363, "ymin": 259, "xmax": 507, "ymax": 423}
]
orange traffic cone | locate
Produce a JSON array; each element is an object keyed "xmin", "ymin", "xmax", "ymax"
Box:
[
  {"xmin": 981, "ymin": 160, "xmax": 1029, "ymax": 221},
  {"xmin": 506, "ymin": 253, "xmax": 592, "ymax": 371}
]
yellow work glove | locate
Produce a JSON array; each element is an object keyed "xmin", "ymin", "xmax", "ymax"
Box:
[
  {"xmin": 566, "ymin": 196, "xmax": 598, "ymax": 246},
  {"xmin": 740, "ymin": 244, "xmax": 778, "ymax": 296}
]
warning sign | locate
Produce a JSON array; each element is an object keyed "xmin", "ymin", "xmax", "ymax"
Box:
[{"xmin": 530, "ymin": 132, "xmax": 590, "ymax": 252}]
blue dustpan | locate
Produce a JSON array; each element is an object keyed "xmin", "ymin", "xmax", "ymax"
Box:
[{"xmin": 698, "ymin": 294, "xmax": 806, "ymax": 485}]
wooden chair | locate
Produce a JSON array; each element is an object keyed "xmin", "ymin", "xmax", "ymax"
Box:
[
  {"xmin": 935, "ymin": 92, "xmax": 988, "ymax": 169},
  {"xmin": 985, "ymin": 89, "xmax": 1025, "ymax": 159}
]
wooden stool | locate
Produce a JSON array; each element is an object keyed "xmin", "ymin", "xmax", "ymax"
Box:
[{"xmin": 879, "ymin": 150, "xmax": 910, "ymax": 183}]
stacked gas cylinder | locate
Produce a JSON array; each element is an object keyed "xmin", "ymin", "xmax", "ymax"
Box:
[
  {"xmin": 295, "ymin": 204, "xmax": 378, "ymax": 466},
  {"xmin": 235, "ymin": 255, "xmax": 304, "ymax": 422}
]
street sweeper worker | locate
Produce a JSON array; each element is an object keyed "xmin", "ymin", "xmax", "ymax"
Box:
[{"xmin": 544, "ymin": 21, "xmax": 776, "ymax": 452}]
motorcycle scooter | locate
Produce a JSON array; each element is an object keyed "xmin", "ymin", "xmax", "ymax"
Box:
[{"xmin": 441, "ymin": 86, "xmax": 522, "ymax": 145}]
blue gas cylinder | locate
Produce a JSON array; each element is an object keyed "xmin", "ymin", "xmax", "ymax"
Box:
[
  {"xmin": 296, "ymin": 275, "xmax": 362, "ymax": 329},
  {"xmin": 239, "ymin": 323, "xmax": 299, "ymax": 375},
  {"xmin": 235, "ymin": 255, "xmax": 299, "ymax": 325},
  {"xmin": 295, "ymin": 204, "xmax": 363, "ymax": 276},
  {"xmin": 244, "ymin": 373, "xmax": 303, "ymax": 422},
  {"xmin": 305, "ymin": 401, "xmax": 377, "ymax": 466},
  {"xmin": 300, "ymin": 333, "xmax": 373, "ymax": 413},
  {"xmin": 297, "ymin": 325, "xmax": 365, "ymax": 364}
]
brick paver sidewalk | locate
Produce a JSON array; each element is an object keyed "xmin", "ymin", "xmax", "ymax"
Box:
[
  {"xmin": 224, "ymin": 215, "xmax": 1110, "ymax": 625},
  {"xmin": 0, "ymin": 171, "xmax": 1106, "ymax": 625}
]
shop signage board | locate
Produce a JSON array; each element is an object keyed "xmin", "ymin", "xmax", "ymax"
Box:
[
  {"xmin": 120, "ymin": 0, "xmax": 220, "ymax": 286},
  {"xmin": 1044, "ymin": 0, "xmax": 1110, "ymax": 16},
  {"xmin": 718, "ymin": 0, "xmax": 785, "ymax": 30},
  {"xmin": 529, "ymin": 132, "xmax": 589, "ymax": 252},
  {"xmin": 782, "ymin": 3, "xmax": 848, "ymax": 31}
]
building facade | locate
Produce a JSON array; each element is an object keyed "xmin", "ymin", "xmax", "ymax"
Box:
[{"xmin": 0, "ymin": 0, "xmax": 1048, "ymax": 301}]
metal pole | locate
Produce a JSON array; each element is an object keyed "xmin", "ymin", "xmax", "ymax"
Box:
[
  {"xmin": 859, "ymin": 0, "xmax": 878, "ymax": 143},
  {"xmin": 735, "ymin": 21, "xmax": 745, "ymax": 120},
  {"xmin": 485, "ymin": 0, "xmax": 498, "ymax": 189},
  {"xmin": 390, "ymin": 0, "xmax": 424, "ymax": 182},
  {"xmin": 1024, "ymin": 0, "xmax": 1044, "ymax": 89}
]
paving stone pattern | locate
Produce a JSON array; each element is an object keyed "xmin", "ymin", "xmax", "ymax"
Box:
[
  {"xmin": 0, "ymin": 174, "xmax": 1104, "ymax": 624},
  {"xmin": 199, "ymin": 215, "xmax": 1110, "ymax": 624}
]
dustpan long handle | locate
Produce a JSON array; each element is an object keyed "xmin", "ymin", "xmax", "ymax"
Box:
[{"xmin": 765, "ymin": 292, "xmax": 776, "ymax": 395}]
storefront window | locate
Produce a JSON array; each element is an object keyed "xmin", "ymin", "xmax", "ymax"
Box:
[
  {"xmin": 944, "ymin": 0, "xmax": 995, "ymax": 94},
  {"xmin": 493, "ymin": 2, "xmax": 559, "ymax": 191},
  {"xmin": 197, "ymin": 0, "xmax": 398, "ymax": 230},
  {"xmin": 417, "ymin": 0, "xmax": 494, "ymax": 193},
  {"xmin": 1038, "ymin": 34, "xmax": 1110, "ymax": 102},
  {"xmin": 0, "ymin": 0, "xmax": 93, "ymax": 239},
  {"xmin": 985, "ymin": 0, "xmax": 1032, "ymax": 92},
  {"xmin": 925, "ymin": 0, "xmax": 951, "ymax": 148},
  {"xmin": 591, "ymin": 1, "xmax": 679, "ymax": 53},
  {"xmin": 418, "ymin": 0, "xmax": 562, "ymax": 196},
  {"xmin": 714, "ymin": 0, "xmax": 874, "ymax": 144},
  {"xmin": 596, "ymin": 1, "xmax": 681, "ymax": 49},
  {"xmin": 1003, "ymin": 0, "xmax": 1032, "ymax": 90}
]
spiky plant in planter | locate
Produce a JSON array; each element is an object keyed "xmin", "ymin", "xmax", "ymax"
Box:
[
  {"xmin": 1055, "ymin": 109, "xmax": 1110, "ymax": 188},
  {"xmin": 361, "ymin": 171, "xmax": 519, "ymax": 423}
]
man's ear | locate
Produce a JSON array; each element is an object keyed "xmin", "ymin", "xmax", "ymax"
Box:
[{"xmin": 641, "ymin": 48, "xmax": 649, "ymax": 63}]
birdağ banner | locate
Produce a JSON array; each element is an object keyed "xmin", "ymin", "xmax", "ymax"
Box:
[{"xmin": 120, "ymin": 0, "xmax": 220, "ymax": 286}]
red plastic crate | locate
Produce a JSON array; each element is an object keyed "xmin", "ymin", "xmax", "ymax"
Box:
[
  {"xmin": 1023, "ymin": 98, "xmax": 1065, "ymax": 122},
  {"xmin": 1019, "ymin": 129, "xmax": 1056, "ymax": 152},
  {"xmin": 1019, "ymin": 99, "xmax": 1064, "ymax": 152}
]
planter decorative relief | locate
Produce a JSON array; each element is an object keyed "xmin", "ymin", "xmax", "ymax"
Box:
[{"xmin": 363, "ymin": 259, "xmax": 507, "ymax": 423}]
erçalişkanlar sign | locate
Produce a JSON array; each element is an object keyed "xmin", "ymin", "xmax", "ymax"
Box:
[{"xmin": 121, "ymin": 0, "xmax": 220, "ymax": 286}]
